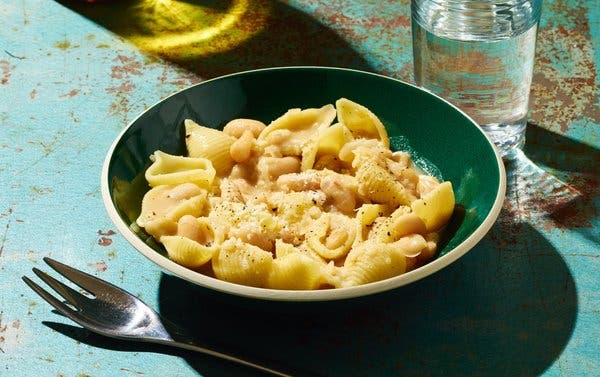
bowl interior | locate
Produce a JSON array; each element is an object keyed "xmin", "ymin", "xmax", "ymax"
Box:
[{"xmin": 103, "ymin": 67, "xmax": 504, "ymax": 301}]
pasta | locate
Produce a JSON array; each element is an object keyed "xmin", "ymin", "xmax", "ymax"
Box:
[
  {"xmin": 136, "ymin": 98, "xmax": 456, "ymax": 290},
  {"xmin": 185, "ymin": 119, "xmax": 237, "ymax": 175}
]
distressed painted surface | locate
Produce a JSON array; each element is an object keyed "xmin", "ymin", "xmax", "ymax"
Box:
[{"xmin": 0, "ymin": 0, "xmax": 598, "ymax": 376}]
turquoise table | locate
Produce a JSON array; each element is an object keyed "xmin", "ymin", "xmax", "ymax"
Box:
[{"xmin": 1, "ymin": 1, "xmax": 598, "ymax": 376}]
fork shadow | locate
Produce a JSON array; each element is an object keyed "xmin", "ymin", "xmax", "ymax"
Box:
[
  {"xmin": 42, "ymin": 321, "xmax": 263, "ymax": 377},
  {"xmin": 54, "ymin": 0, "xmax": 375, "ymax": 79}
]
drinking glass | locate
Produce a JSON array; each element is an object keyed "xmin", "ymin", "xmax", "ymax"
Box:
[{"xmin": 411, "ymin": 0, "xmax": 543, "ymax": 156}]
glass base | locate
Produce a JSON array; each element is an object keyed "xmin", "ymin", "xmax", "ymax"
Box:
[{"xmin": 480, "ymin": 120, "xmax": 526, "ymax": 156}]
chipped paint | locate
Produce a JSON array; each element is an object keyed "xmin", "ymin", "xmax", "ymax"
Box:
[
  {"xmin": 97, "ymin": 237, "xmax": 112, "ymax": 246},
  {"xmin": 69, "ymin": 111, "xmax": 80, "ymax": 123},
  {"xmin": 0, "ymin": 312, "xmax": 23, "ymax": 353},
  {"xmin": 105, "ymin": 82, "xmax": 135, "ymax": 94},
  {"xmin": 97, "ymin": 229, "xmax": 115, "ymax": 247},
  {"xmin": 530, "ymin": 26, "xmax": 598, "ymax": 133},
  {"xmin": 88, "ymin": 261, "xmax": 107, "ymax": 272},
  {"xmin": 106, "ymin": 54, "xmax": 146, "ymax": 125},
  {"xmin": 1, "ymin": 59, "xmax": 13, "ymax": 85},
  {"xmin": 53, "ymin": 40, "xmax": 72, "ymax": 50},
  {"xmin": 60, "ymin": 89, "xmax": 80, "ymax": 98},
  {"xmin": 30, "ymin": 186, "xmax": 52, "ymax": 195},
  {"xmin": 110, "ymin": 55, "xmax": 142, "ymax": 79}
]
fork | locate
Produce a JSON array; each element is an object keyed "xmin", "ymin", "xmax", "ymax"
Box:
[{"xmin": 23, "ymin": 257, "xmax": 303, "ymax": 377}]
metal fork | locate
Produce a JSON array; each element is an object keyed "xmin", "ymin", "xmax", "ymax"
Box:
[{"xmin": 23, "ymin": 257, "xmax": 302, "ymax": 377}]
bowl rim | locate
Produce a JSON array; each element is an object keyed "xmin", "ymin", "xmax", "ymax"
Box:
[{"xmin": 101, "ymin": 66, "xmax": 506, "ymax": 302}]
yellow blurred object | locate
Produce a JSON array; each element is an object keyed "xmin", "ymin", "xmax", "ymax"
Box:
[
  {"xmin": 65, "ymin": 0, "xmax": 270, "ymax": 58},
  {"xmin": 132, "ymin": 0, "xmax": 255, "ymax": 53}
]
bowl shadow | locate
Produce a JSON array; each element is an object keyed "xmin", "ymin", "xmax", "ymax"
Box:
[
  {"xmin": 149, "ymin": 222, "xmax": 577, "ymax": 377},
  {"xmin": 43, "ymin": 219, "xmax": 577, "ymax": 376},
  {"xmin": 55, "ymin": 0, "xmax": 375, "ymax": 79}
]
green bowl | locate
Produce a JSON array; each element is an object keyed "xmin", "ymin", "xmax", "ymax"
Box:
[{"xmin": 101, "ymin": 67, "xmax": 505, "ymax": 301}]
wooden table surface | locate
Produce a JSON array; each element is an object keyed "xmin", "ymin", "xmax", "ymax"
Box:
[{"xmin": 1, "ymin": 1, "xmax": 598, "ymax": 376}]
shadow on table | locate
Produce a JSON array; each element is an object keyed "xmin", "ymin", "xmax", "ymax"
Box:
[
  {"xmin": 139, "ymin": 221, "xmax": 575, "ymax": 376},
  {"xmin": 54, "ymin": 0, "xmax": 374, "ymax": 79},
  {"xmin": 44, "ymin": 222, "xmax": 577, "ymax": 376},
  {"xmin": 503, "ymin": 122, "xmax": 600, "ymax": 245}
]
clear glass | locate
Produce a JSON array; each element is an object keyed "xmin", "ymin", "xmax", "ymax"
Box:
[{"xmin": 411, "ymin": 0, "xmax": 543, "ymax": 155}]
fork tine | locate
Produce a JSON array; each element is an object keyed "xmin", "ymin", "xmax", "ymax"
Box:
[
  {"xmin": 32, "ymin": 267, "xmax": 91, "ymax": 308},
  {"xmin": 43, "ymin": 257, "xmax": 122, "ymax": 297},
  {"xmin": 22, "ymin": 276, "xmax": 89, "ymax": 327}
]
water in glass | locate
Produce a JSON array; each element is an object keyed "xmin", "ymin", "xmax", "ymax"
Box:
[{"xmin": 412, "ymin": 0, "xmax": 542, "ymax": 155}]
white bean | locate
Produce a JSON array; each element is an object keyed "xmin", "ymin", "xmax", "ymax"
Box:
[
  {"xmin": 394, "ymin": 234, "xmax": 427, "ymax": 257},
  {"xmin": 169, "ymin": 183, "xmax": 203, "ymax": 200},
  {"xmin": 265, "ymin": 156, "xmax": 301, "ymax": 179},
  {"xmin": 320, "ymin": 175, "xmax": 356, "ymax": 214},
  {"xmin": 223, "ymin": 118, "xmax": 266, "ymax": 138},
  {"xmin": 263, "ymin": 129, "xmax": 292, "ymax": 146},
  {"xmin": 418, "ymin": 233, "xmax": 439, "ymax": 261},
  {"xmin": 230, "ymin": 130, "xmax": 254, "ymax": 163},
  {"xmin": 177, "ymin": 215, "xmax": 201, "ymax": 241},
  {"xmin": 391, "ymin": 213, "xmax": 426, "ymax": 239},
  {"xmin": 276, "ymin": 171, "xmax": 321, "ymax": 191}
]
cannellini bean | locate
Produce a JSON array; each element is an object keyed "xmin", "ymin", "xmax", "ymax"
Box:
[
  {"xmin": 223, "ymin": 118, "xmax": 266, "ymax": 138},
  {"xmin": 229, "ymin": 158, "xmax": 259, "ymax": 183},
  {"xmin": 276, "ymin": 171, "xmax": 321, "ymax": 191},
  {"xmin": 262, "ymin": 129, "xmax": 292, "ymax": 146},
  {"xmin": 418, "ymin": 233, "xmax": 439, "ymax": 262},
  {"xmin": 320, "ymin": 175, "xmax": 356, "ymax": 214},
  {"xmin": 263, "ymin": 145, "xmax": 283, "ymax": 158},
  {"xmin": 391, "ymin": 213, "xmax": 427, "ymax": 239},
  {"xmin": 394, "ymin": 234, "xmax": 427, "ymax": 257},
  {"xmin": 168, "ymin": 183, "xmax": 203, "ymax": 200},
  {"xmin": 230, "ymin": 130, "xmax": 254, "ymax": 163},
  {"xmin": 177, "ymin": 215, "xmax": 201, "ymax": 242},
  {"xmin": 264, "ymin": 156, "xmax": 301, "ymax": 179},
  {"xmin": 418, "ymin": 240, "xmax": 438, "ymax": 262}
]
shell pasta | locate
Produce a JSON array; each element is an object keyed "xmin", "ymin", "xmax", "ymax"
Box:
[{"xmin": 136, "ymin": 98, "xmax": 455, "ymax": 289}]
